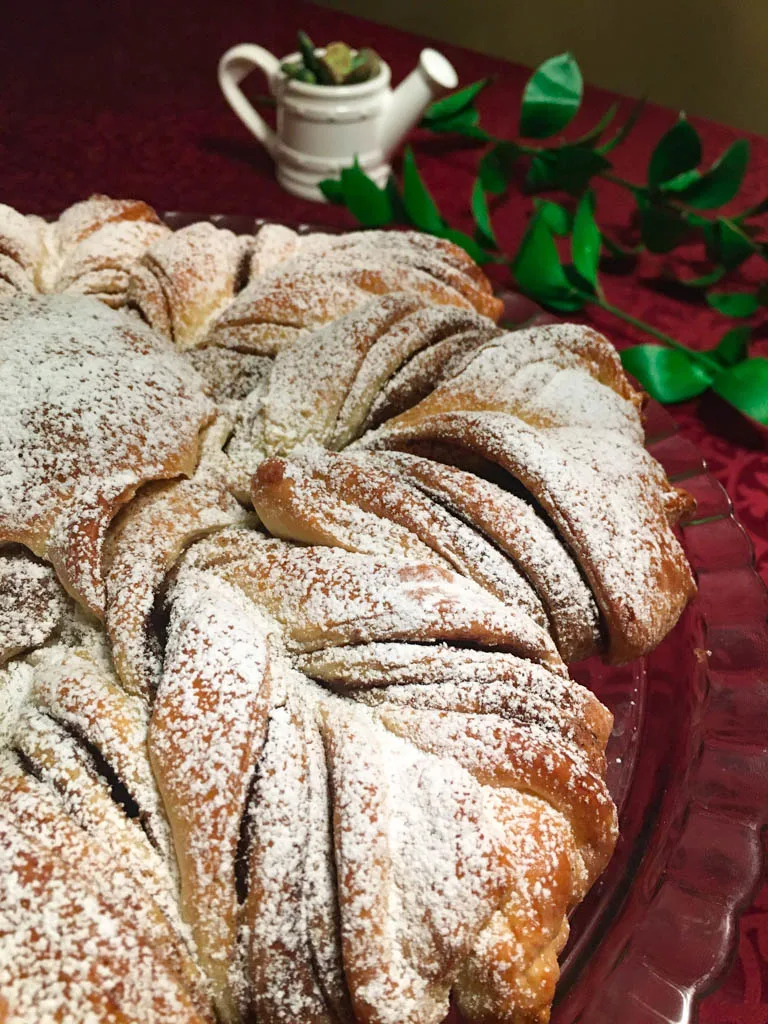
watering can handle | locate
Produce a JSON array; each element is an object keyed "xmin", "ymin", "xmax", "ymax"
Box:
[{"xmin": 218, "ymin": 44, "xmax": 280, "ymax": 157}]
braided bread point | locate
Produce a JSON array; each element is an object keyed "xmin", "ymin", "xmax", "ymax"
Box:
[
  {"xmin": 0, "ymin": 767, "xmax": 214, "ymax": 1024},
  {"xmin": 0, "ymin": 205, "xmax": 50, "ymax": 293},
  {"xmin": 252, "ymin": 449, "xmax": 550, "ymax": 631},
  {"xmin": 54, "ymin": 194, "xmax": 162, "ymax": 256},
  {"xmin": 369, "ymin": 450, "xmax": 604, "ymax": 660},
  {"xmin": 0, "ymin": 295, "xmax": 214, "ymax": 616},
  {"xmin": 127, "ymin": 222, "xmax": 251, "ymax": 350},
  {"xmin": 299, "ymin": 642, "xmax": 611, "ymax": 754},
  {"xmin": 247, "ymin": 225, "xmax": 498, "ymax": 296},
  {"xmin": 0, "ymin": 196, "xmax": 166, "ymax": 301},
  {"xmin": 54, "ymin": 218, "xmax": 171, "ymax": 307},
  {"xmin": 180, "ymin": 527, "xmax": 563, "ymax": 669},
  {"xmin": 361, "ymin": 410, "xmax": 695, "ymax": 662},
  {"xmin": 205, "ymin": 234, "xmax": 502, "ymax": 357},
  {"xmin": 299, "ymin": 229, "xmax": 498, "ymax": 294},
  {"xmin": 248, "ymin": 222, "xmax": 304, "ymax": 278},
  {"xmin": 252, "ymin": 447, "xmax": 602, "ymax": 662},
  {"xmin": 150, "ymin": 574, "xmax": 276, "ymax": 1020},
  {"xmin": 103, "ymin": 478, "xmax": 253, "ymax": 700},
  {"xmin": 381, "ymin": 321, "xmax": 644, "ymax": 439}
]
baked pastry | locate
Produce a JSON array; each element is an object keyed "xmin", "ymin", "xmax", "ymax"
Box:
[
  {"xmin": 204, "ymin": 229, "xmax": 503, "ymax": 356},
  {"xmin": 0, "ymin": 294, "xmax": 214, "ymax": 617},
  {"xmin": 0, "ymin": 195, "xmax": 168, "ymax": 302},
  {"xmin": 0, "ymin": 197, "xmax": 696, "ymax": 1024},
  {"xmin": 126, "ymin": 222, "xmax": 250, "ymax": 349}
]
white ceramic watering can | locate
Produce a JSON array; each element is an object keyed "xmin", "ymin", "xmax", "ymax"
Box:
[{"xmin": 218, "ymin": 44, "xmax": 459, "ymax": 202}]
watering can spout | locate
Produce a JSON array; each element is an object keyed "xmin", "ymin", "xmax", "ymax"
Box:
[{"xmin": 380, "ymin": 48, "xmax": 459, "ymax": 159}]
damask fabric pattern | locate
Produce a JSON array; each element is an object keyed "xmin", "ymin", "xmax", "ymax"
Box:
[{"xmin": 0, "ymin": 0, "xmax": 766, "ymax": 1017}]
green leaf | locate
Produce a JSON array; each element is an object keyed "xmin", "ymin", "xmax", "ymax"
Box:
[
  {"xmin": 526, "ymin": 146, "xmax": 610, "ymax": 194},
  {"xmin": 424, "ymin": 107, "xmax": 490, "ymax": 140},
  {"xmin": 648, "ymin": 115, "xmax": 702, "ymax": 188},
  {"xmin": 672, "ymin": 139, "xmax": 750, "ymax": 209},
  {"xmin": 385, "ymin": 175, "xmax": 409, "ymax": 223},
  {"xmin": 318, "ymin": 177, "xmax": 345, "ymax": 203},
  {"xmin": 479, "ymin": 142, "xmax": 520, "ymax": 195},
  {"xmin": 512, "ymin": 213, "xmax": 584, "ymax": 310},
  {"xmin": 638, "ymin": 202, "xmax": 689, "ymax": 253},
  {"xmin": 711, "ymin": 357, "xmax": 768, "ymax": 424},
  {"xmin": 533, "ymin": 199, "xmax": 572, "ymax": 236},
  {"xmin": 545, "ymin": 291, "xmax": 589, "ymax": 313},
  {"xmin": 597, "ymin": 97, "xmax": 646, "ymax": 154},
  {"xmin": 704, "ymin": 218, "xmax": 758, "ymax": 270},
  {"xmin": 401, "ymin": 146, "xmax": 444, "ymax": 233},
  {"xmin": 519, "ymin": 53, "xmax": 583, "ymax": 139},
  {"xmin": 471, "ymin": 178, "xmax": 498, "ymax": 248},
  {"xmin": 706, "ymin": 289, "xmax": 760, "ymax": 318},
  {"xmin": 713, "ymin": 327, "xmax": 750, "ymax": 367},
  {"xmin": 338, "ymin": 160, "xmax": 394, "ymax": 227},
  {"xmin": 563, "ymin": 263, "xmax": 596, "ymax": 294},
  {"xmin": 620, "ymin": 345, "xmax": 713, "ymax": 402},
  {"xmin": 421, "ymin": 79, "xmax": 490, "ymax": 122},
  {"xmin": 682, "ymin": 211, "xmax": 711, "ymax": 229},
  {"xmin": 571, "ymin": 190, "xmax": 601, "ymax": 288},
  {"xmin": 572, "ymin": 103, "xmax": 619, "ymax": 147}
]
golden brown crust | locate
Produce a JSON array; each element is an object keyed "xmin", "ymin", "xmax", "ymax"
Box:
[
  {"xmin": 0, "ymin": 295, "xmax": 214, "ymax": 616},
  {"xmin": 127, "ymin": 223, "xmax": 250, "ymax": 350},
  {"xmin": 104, "ymin": 478, "xmax": 252, "ymax": 698},
  {"xmin": 54, "ymin": 195, "xmax": 162, "ymax": 253},
  {"xmin": 149, "ymin": 576, "xmax": 275, "ymax": 1019},
  {"xmin": 252, "ymin": 450, "xmax": 549, "ymax": 631},
  {"xmin": 361, "ymin": 411, "xmax": 695, "ymax": 662},
  {"xmin": 205, "ymin": 233, "xmax": 503, "ymax": 356}
]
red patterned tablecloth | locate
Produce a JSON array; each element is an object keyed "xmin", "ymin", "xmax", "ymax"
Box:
[{"xmin": 1, "ymin": 0, "xmax": 766, "ymax": 1018}]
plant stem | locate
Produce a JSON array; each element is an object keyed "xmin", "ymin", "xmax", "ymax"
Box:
[
  {"xmin": 592, "ymin": 299, "xmax": 722, "ymax": 373},
  {"xmin": 599, "ymin": 171, "xmax": 643, "ymax": 193}
]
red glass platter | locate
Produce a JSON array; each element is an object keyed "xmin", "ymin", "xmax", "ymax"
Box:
[{"xmin": 165, "ymin": 214, "xmax": 768, "ymax": 1023}]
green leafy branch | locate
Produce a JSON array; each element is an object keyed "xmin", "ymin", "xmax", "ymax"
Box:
[{"xmin": 319, "ymin": 53, "xmax": 768, "ymax": 424}]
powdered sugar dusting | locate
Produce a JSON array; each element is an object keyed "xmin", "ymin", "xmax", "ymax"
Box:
[
  {"xmin": 0, "ymin": 758, "xmax": 211, "ymax": 1023},
  {"xmin": 361, "ymin": 410, "xmax": 694, "ymax": 661},
  {"xmin": 0, "ymin": 547, "xmax": 68, "ymax": 665},
  {"xmin": 149, "ymin": 571, "xmax": 275, "ymax": 1017},
  {"xmin": 205, "ymin": 233, "xmax": 502, "ymax": 356},
  {"xmin": 128, "ymin": 222, "xmax": 251, "ymax": 350},
  {"xmin": 253, "ymin": 447, "xmax": 549, "ymax": 629},
  {"xmin": 0, "ymin": 294, "xmax": 213, "ymax": 613}
]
